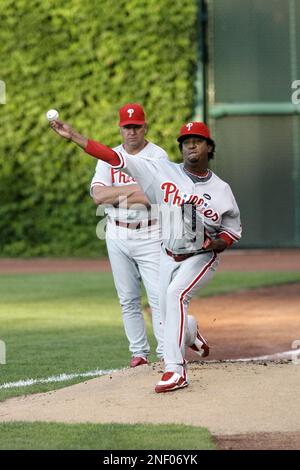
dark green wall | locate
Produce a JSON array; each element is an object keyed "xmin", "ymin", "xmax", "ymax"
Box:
[{"xmin": 209, "ymin": 0, "xmax": 300, "ymax": 247}]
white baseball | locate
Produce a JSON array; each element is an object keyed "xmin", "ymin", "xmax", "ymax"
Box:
[{"xmin": 46, "ymin": 109, "xmax": 59, "ymax": 121}]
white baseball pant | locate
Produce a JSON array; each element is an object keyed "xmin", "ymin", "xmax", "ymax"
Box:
[
  {"xmin": 106, "ymin": 221, "xmax": 164, "ymax": 358},
  {"xmin": 159, "ymin": 247, "xmax": 219, "ymax": 374}
]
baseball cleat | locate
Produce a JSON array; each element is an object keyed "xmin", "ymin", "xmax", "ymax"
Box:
[
  {"xmin": 155, "ymin": 371, "xmax": 189, "ymax": 393},
  {"xmin": 190, "ymin": 328, "xmax": 210, "ymax": 358},
  {"xmin": 130, "ymin": 356, "xmax": 149, "ymax": 368}
]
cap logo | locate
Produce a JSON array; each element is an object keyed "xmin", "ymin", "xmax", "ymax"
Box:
[
  {"xmin": 127, "ymin": 108, "xmax": 134, "ymax": 118},
  {"xmin": 186, "ymin": 123, "xmax": 193, "ymax": 131}
]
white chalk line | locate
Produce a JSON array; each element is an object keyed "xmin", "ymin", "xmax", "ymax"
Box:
[
  {"xmin": 0, "ymin": 368, "xmax": 125, "ymax": 390},
  {"xmin": 1, "ymin": 349, "xmax": 299, "ymax": 390},
  {"xmin": 206, "ymin": 349, "xmax": 300, "ymax": 363}
]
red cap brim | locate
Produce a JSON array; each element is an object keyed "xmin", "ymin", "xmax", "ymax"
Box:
[
  {"xmin": 177, "ymin": 133, "xmax": 210, "ymax": 142},
  {"xmin": 119, "ymin": 120, "xmax": 145, "ymax": 126}
]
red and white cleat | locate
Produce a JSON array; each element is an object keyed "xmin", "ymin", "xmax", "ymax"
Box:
[
  {"xmin": 130, "ymin": 356, "xmax": 149, "ymax": 368},
  {"xmin": 190, "ymin": 328, "xmax": 210, "ymax": 358},
  {"xmin": 155, "ymin": 371, "xmax": 189, "ymax": 393}
]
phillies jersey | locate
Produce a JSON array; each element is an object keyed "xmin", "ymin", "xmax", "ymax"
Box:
[
  {"xmin": 90, "ymin": 142, "xmax": 168, "ymax": 223},
  {"xmin": 110, "ymin": 151, "xmax": 242, "ymax": 254}
]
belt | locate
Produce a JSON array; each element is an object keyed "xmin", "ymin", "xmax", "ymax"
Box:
[
  {"xmin": 165, "ymin": 248, "xmax": 201, "ymax": 262},
  {"xmin": 110, "ymin": 218, "xmax": 158, "ymax": 230}
]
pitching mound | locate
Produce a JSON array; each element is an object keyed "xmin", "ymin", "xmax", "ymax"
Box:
[{"xmin": 0, "ymin": 362, "xmax": 300, "ymax": 445}]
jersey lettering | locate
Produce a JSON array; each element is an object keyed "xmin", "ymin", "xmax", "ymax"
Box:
[
  {"xmin": 111, "ymin": 167, "xmax": 116, "ymax": 184},
  {"xmin": 160, "ymin": 181, "xmax": 219, "ymax": 221},
  {"xmin": 203, "ymin": 209, "xmax": 219, "ymax": 221},
  {"xmin": 161, "ymin": 182, "xmax": 178, "ymax": 203},
  {"xmin": 111, "ymin": 168, "xmax": 136, "ymax": 185},
  {"xmin": 187, "ymin": 194, "xmax": 204, "ymax": 205},
  {"xmin": 119, "ymin": 172, "xmax": 134, "ymax": 184}
]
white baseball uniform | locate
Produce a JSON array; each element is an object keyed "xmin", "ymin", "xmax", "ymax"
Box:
[
  {"xmin": 90, "ymin": 142, "xmax": 168, "ymax": 359},
  {"xmin": 103, "ymin": 150, "xmax": 242, "ymax": 375}
]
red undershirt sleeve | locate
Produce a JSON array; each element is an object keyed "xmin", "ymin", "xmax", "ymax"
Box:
[{"xmin": 85, "ymin": 139, "xmax": 123, "ymax": 167}]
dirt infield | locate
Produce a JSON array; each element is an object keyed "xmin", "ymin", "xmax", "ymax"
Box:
[
  {"xmin": 0, "ymin": 361, "xmax": 300, "ymax": 450},
  {"xmin": 214, "ymin": 431, "xmax": 300, "ymax": 450},
  {"xmin": 189, "ymin": 283, "xmax": 300, "ymax": 361},
  {"xmin": 0, "ymin": 249, "xmax": 299, "ymax": 273}
]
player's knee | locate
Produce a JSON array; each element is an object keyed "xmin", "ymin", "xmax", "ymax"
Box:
[
  {"xmin": 166, "ymin": 284, "xmax": 181, "ymax": 301},
  {"xmin": 120, "ymin": 298, "xmax": 141, "ymax": 315}
]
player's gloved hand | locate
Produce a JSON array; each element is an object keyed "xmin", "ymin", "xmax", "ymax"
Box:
[{"xmin": 202, "ymin": 231, "xmax": 228, "ymax": 253}]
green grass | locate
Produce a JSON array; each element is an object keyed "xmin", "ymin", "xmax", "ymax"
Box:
[
  {"xmin": 0, "ymin": 422, "xmax": 215, "ymax": 450},
  {"xmin": 199, "ymin": 271, "xmax": 300, "ymax": 297},
  {"xmin": 0, "ymin": 273, "xmax": 133, "ymax": 400}
]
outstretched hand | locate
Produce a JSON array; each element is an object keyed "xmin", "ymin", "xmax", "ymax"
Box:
[
  {"xmin": 50, "ymin": 120, "xmax": 74, "ymax": 140},
  {"xmin": 49, "ymin": 120, "xmax": 88, "ymax": 148}
]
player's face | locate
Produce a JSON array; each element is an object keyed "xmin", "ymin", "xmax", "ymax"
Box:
[
  {"xmin": 120, "ymin": 124, "xmax": 147, "ymax": 154},
  {"xmin": 181, "ymin": 136, "xmax": 211, "ymax": 169}
]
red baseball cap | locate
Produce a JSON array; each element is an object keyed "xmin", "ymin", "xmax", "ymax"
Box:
[
  {"xmin": 177, "ymin": 122, "xmax": 212, "ymax": 142},
  {"xmin": 119, "ymin": 103, "xmax": 146, "ymax": 126}
]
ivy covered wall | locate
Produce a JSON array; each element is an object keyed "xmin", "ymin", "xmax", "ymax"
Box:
[{"xmin": 0, "ymin": 0, "xmax": 198, "ymax": 256}]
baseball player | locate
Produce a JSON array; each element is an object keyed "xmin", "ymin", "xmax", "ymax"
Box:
[
  {"xmin": 50, "ymin": 119, "xmax": 241, "ymax": 393},
  {"xmin": 90, "ymin": 103, "xmax": 168, "ymax": 367}
]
